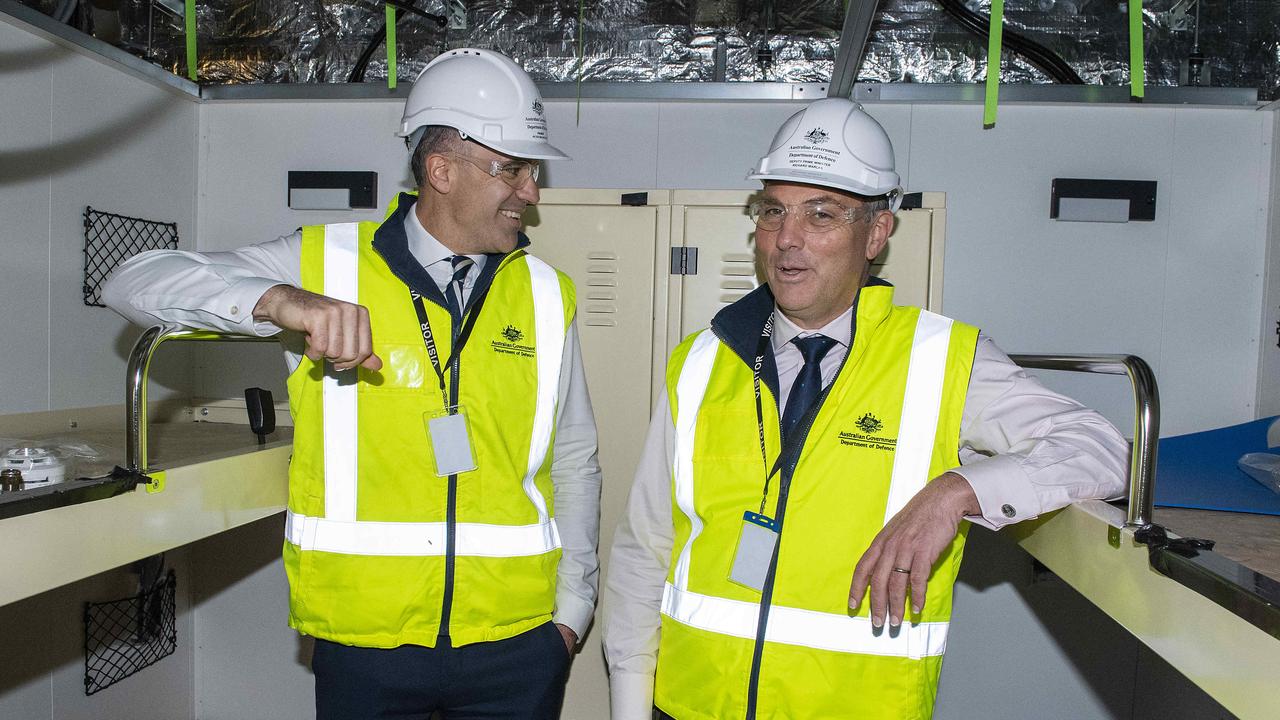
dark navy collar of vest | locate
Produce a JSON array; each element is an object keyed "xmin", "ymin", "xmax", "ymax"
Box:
[
  {"xmin": 372, "ymin": 191, "xmax": 532, "ymax": 314},
  {"xmin": 709, "ymin": 276, "xmax": 892, "ymax": 402}
]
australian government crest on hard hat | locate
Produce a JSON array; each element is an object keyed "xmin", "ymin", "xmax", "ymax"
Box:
[
  {"xmin": 787, "ymin": 129, "xmax": 841, "ymax": 171},
  {"xmin": 525, "ymin": 99, "xmax": 549, "ymax": 140},
  {"xmin": 804, "ymin": 127, "xmax": 829, "ymax": 144}
]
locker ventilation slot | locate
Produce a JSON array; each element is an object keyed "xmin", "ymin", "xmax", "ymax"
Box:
[
  {"xmin": 83, "ymin": 206, "xmax": 179, "ymax": 307},
  {"xmin": 585, "ymin": 251, "xmax": 619, "ymax": 327},
  {"xmin": 83, "ymin": 569, "xmax": 177, "ymax": 695},
  {"xmin": 719, "ymin": 253, "xmax": 757, "ymax": 305}
]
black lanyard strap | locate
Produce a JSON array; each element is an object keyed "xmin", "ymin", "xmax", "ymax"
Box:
[
  {"xmin": 751, "ymin": 315, "xmax": 778, "ymax": 514},
  {"xmin": 410, "ymin": 282, "xmax": 492, "ymax": 407},
  {"xmin": 750, "ymin": 304, "xmax": 858, "ymax": 517}
]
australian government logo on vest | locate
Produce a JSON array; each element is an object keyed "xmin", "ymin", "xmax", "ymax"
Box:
[
  {"xmin": 838, "ymin": 413, "xmax": 897, "ymax": 452},
  {"xmin": 492, "ymin": 325, "xmax": 535, "ymax": 358}
]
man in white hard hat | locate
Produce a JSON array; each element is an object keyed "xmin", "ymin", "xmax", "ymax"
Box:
[
  {"xmin": 601, "ymin": 97, "xmax": 1128, "ymax": 719},
  {"xmin": 103, "ymin": 49, "xmax": 600, "ymax": 718}
]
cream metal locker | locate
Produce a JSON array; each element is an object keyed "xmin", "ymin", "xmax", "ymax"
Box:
[
  {"xmin": 522, "ymin": 188, "xmax": 670, "ymax": 478},
  {"xmin": 665, "ymin": 190, "xmax": 947, "ymax": 353},
  {"xmin": 521, "ymin": 189, "xmax": 671, "ymax": 720}
]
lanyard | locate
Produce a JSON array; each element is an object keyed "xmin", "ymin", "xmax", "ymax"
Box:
[
  {"xmin": 750, "ymin": 315, "xmax": 780, "ymax": 514},
  {"xmin": 750, "ymin": 310, "xmax": 852, "ymax": 517},
  {"xmin": 409, "ymin": 282, "xmax": 492, "ymax": 407}
]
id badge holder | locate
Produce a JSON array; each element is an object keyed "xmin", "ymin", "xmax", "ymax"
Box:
[
  {"xmin": 425, "ymin": 406, "xmax": 478, "ymax": 477},
  {"xmin": 729, "ymin": 511, "xmax": 779, "ymax": 592}
]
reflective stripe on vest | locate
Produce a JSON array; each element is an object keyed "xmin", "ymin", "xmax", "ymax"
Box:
[
  {"xmin": 285, "ymin": 513, "xmax": 560, "ymax": 557},
  {"xmin": 287, "ymin": 228, "xmax": 566, "ymax": 558},
  {"xmin": 671, "ymin": 329, "xmax": 720, "ymax": 590},
  {"xmin": 661, "ymin": 583, "xmax": 948, "ymax": 660},
  {"xmin": 323, "ymin": 223, "xmax": 360, "ymax": 523},
  {"xmin": 520, "ymin": 256, "xmax": 565, "ymax": 528},
  {"xmin": 667, "ymin": 311, "xmax": 956, "ymax": 659},
  {"xmin": 884, "ymin": 310, "xmax": 954, "ymax": 523}
]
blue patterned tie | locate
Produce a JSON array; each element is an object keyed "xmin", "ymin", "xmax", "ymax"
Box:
[
  {"xmin": 781, "ymin": 334, "xmax": 837, "ymax": 441},
  {"xmin": 445, "ymin": 255, "xmax": 474, "ymax": 320}
]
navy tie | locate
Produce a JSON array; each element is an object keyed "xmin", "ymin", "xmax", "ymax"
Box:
[
  {"xmin": 445, "ymin": 255, "xmax": 474, "ymax": 320},
  {"xmin": 780, "ymin": 334, "xmax": 837, "ymax": 441}
]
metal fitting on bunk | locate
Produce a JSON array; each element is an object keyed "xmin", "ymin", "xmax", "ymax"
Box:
[{"xmin": 0, "ymin": 468, "xmax": 24, "ymax": 492}]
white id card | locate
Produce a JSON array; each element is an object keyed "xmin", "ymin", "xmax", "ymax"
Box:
[
  {"xmin": 729, "ymin": 511, "xmax": 779, "ymax": 592},
  {"xmin": 426, "ymin": 408, "xmax": 478, "ymax": 477}
]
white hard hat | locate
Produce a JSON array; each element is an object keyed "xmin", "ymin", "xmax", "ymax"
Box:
[
  {"xmin": 748, "ymin": 98, "xmax": 902, "ymax": 211},
  {"xmin": 398, "ymin": 48, "xmax": 568, "ymax": 160}
]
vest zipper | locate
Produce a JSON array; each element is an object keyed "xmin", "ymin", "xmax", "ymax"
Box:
[
  {"xmin": 438, "ymin": 313, "xmax": 464, "ymax": 643},
  {"xmin": 742, "ymin": 411, "xmax": 811, "ymax": 720},
  {"xmin": 705, "ymin": 323, "xmax": 804, "ymax": 720},
  {"xmin": 734, "ymin": 326, "xmax": 855, "ymax": 720}
]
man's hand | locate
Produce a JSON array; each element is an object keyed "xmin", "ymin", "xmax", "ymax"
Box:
[
  {"xmin": 848, "ymin": 472, "xmax": 979, "ymax": 628},
  {"xmin": 555, "ymin": 623, "xmax": 578, "ymax": 655},
  {"xmin": 254, "ymin": 284, "xmax": 382, "ymax": 372}
]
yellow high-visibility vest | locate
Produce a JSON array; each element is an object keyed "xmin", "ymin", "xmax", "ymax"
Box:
[
  {"xmin": 284, "ymin": 220, "xmax": 576, "ymax": 649},
  {"xmin": 655, "ymin": 284, "xmax": 978, "ymax": 719}
]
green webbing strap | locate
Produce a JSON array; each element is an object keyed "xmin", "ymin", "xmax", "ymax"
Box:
[
  {"xmin": 1129, "ymin": 0, "xmax": 1144, "ymax": 100},
  {"xmin": 983, "ymin": 0, "xmax": 1004, "ymax": 129},
  {"xmin": 386, "ymin": 4, "xmax": 397, "ymax": 90},
  {"xmin": 575, "ymin": 0, "xmax": 585, "ymax": 124},
  {"xmin": 184, "ymin": 0, "xmax": 196, "ymax": 81}
]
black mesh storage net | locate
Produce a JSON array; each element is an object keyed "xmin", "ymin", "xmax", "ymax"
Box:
[
  {"xmin": 82, "ymin": 206, "xmax": 178, "ymax": 307},
  {"xmin": 83, "ymin": 569, "xmax": 177, "ymax": 695}
]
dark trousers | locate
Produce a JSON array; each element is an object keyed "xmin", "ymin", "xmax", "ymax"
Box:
[{"xmin": 312, "ymin": 621, "xmax": 572, "ymax": 720}]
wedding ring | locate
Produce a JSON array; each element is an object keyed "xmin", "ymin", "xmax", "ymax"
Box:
[{"xmin": 891, "ymin": 567, "xmax": 911, "ymax": 574}]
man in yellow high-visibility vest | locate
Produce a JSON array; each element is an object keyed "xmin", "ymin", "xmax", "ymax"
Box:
[
  {"xmin": 104, "ymin": 49, "xmax": 601, "ymax": 719},
  {"xmin": 602, "ymin": 98, "xmax": 1128, "ymax": 720}
]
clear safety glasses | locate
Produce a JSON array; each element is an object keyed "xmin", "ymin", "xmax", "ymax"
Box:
[
  {"xmin": 447, "ymin": 152, "xmax": 540, "ymax": 189},
  {"xmin": 747, "ymin": 200, "xmax": 876, "ymax": 233}
]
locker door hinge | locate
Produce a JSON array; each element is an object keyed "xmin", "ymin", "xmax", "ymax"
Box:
[{"xmin": 670, "ymin": 247, "xmax": 699, "ymax": 275}]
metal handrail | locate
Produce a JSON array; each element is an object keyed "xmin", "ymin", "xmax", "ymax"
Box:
[
  {"xmin": 1007, "ymin": 354, "xmax": 1159, "ymax": 528},
  {"xmin": 126, "ymin": 325, "xmax": 280, "ymax": 473}
]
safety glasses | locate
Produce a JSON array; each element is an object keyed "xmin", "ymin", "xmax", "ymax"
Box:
[
  {"xmin": 447, "ymin": 152, "xmax": 540, "ymax": 189},
  {"xmin": 747, "ymin": 200, "xmax": 876, "ymax": 233}
]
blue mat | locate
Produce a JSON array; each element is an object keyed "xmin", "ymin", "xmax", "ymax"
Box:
[{"xmin": 1154, "ymin": 416, "xmax": 1280, "ymax": 515}]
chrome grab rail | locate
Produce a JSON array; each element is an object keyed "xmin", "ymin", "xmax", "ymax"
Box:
[
  {"xmin": 126, "ymin": 325, "xmax": 279, "ymax": 473},
  {"xmin": 1007, "ymin": 354, "xmax": 1159, "ymax": 529}
]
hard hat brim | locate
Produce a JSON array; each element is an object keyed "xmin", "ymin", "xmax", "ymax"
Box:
[
  {"xmin": 474, "ymin": 137, "xmax": 570, "ymax": 161},
  {"xmin": 748, "ymin": 169, "xmax": 901, "ymax": 209},
  {"xmin": 748, "ymin": 169, "xmax": 896, "ymax": 198}
]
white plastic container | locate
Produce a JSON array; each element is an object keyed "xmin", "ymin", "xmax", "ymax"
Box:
[{"xmin": 2, "ymin": 446, "xmax": 66, "ymax": 485}]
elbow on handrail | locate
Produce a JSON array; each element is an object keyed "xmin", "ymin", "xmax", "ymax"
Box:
[{"xmin": 1007, "ymin": 351, "xmax": 1160, "ymax": 529}]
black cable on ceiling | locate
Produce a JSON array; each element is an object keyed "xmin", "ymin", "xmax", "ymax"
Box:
[
  {"xmin": 936, "ymin": 0, "xmax": 1084, "ymax": 85},
  {"xmin": 349, "ymin": 0, "xmax": 447, "ymax": 84}
]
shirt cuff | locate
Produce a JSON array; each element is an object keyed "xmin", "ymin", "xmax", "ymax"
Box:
[
  {"xmin": 227, "ymin": 278, "xmax": 289, "ymax": 336},
  {"xmin": 553, "ymin": 590, "xmax": 595, "ymax": 641},
  {"xmin": 950, "ymin": 454, "xmax": 1043, "ymax": 530},
  {"xmin": 609, "ymin": 671, "xmax": 656, "ymax": 720}
]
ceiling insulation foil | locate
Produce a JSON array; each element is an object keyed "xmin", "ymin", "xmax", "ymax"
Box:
[{"xmin": 16, "ymin": 0, "xmax": 1280, "ymax": 98}]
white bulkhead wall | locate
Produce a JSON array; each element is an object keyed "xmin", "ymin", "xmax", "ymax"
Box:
[{"xmin": 0, "ymin": 17, "xmax": 199, "ymax": 417}]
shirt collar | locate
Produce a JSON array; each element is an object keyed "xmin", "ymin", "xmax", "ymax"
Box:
[
  {"xmin": 771, "ymin": 305, "xmax": 854, "ymax": 353},
  {"xmin": 401, "ymin": 206, "xmax": 458, "ymax": 269}
]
